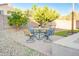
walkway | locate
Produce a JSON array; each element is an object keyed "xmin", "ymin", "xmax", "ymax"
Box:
[{"xmin": 53, "ymin": 33, "xmax": 79, "ymax": 56}]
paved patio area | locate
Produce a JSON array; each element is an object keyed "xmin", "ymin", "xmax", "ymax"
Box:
[
  {"xmin": 1, "ymin": 29, "xmax": 79, "ymax": 56},
  {"xmin": 0, "ymin": 30, "xmax": 45, "ymax": 56},
  {"xmin": 5, "ymin": 30, "xmax": 64, "ymax": 55}
]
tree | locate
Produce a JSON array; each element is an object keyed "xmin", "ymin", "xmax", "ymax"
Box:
[
  {"xmin": 7, "ymin": 8, "xmax": 29, "ymax": 30},
  {"xmin": 32, "ymin": 6, "xmax": 59, "ymax": 27},
  {"xmin": 32, "ymin": 4, "xmax": 37, "ymax": 11},
  {"xmin": 24, "ymin": 9, "xmax": 31, "ymax": 17}
]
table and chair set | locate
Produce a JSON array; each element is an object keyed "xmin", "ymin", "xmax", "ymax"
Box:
[{"xmin": 23, "ymin": 25, "xmax": 55, "ymax": 43}]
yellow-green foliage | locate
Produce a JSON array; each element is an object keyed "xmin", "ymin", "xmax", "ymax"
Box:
[
  {"xmin": 32, "ymin": 6, "xmax": 59, "ymax": 26},
  {"xmin": 8, "ymin": 8, "xmax": 29, "ymax": 28}
]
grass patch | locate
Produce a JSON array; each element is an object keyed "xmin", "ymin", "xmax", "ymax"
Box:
[{"xmin": 54, "ymin": 29, "xmax": 79, "ymax": 37}]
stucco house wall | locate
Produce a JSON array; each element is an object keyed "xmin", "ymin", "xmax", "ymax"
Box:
[
  {"xmin": 0, "ymin": 4, "xmax": 13, "ymax": 15},
  {"xmin": 0, "ymin": 4, "xmax": 13, "ymax": 30}
]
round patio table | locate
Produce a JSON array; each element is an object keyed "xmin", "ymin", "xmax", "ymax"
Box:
[{"xmin": 33, "ymin": 27, "xmax": 49, "ymax": 40}]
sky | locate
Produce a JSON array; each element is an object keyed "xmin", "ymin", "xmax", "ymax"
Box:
[{"xmin": 12, "ymin": 3, "xmax": 79, "ymax": 16}]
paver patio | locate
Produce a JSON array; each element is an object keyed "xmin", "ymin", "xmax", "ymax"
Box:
[
  {"xmin": 5, "ymin": 29, "xmax": 64, "ymax": 55},
  {"xmin": 0, "ymin": 30, "xmax": 45, "ymax": 56},
  {"xmin": 1, "ymin": 29, "xmax": 79, "ymax": 56}
]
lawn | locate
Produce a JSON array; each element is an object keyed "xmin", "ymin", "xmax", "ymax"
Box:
[{"xmin": 54, "ymin": 29, "xmax": 79, "ymax": 37}]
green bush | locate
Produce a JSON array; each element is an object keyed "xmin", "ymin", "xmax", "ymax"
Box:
[{"xmin": 8, "ymin": 8, "xmax": 28, "ymax": 29}]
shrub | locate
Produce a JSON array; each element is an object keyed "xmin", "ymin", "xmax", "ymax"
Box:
[{"xmin": 8, "ymin": 8, "xmax": 29, "ymax": 30}]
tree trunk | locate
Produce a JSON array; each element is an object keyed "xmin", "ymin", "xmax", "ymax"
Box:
[{"xmin": 16, "ymin": 24, "xmax": 19, "ymax": 31}]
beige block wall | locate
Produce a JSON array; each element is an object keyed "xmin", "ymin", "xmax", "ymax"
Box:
[
  {"xmin": 0, "ymin": 15, "xmax": 8, "ymax": 30},
  {"xmin": 0, "ymin": 15, "xmax": 78, "ymax": 30},
  {"xmin": 55, "ymin": 19, "xmax": 76, "ymax": 30},
  {"xmin": 0, "ymin": 15, "xmax": 4, "ymax": 30}
]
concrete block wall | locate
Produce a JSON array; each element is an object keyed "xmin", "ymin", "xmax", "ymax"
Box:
[{"xmin": 0, "ymin": 15, "xmax": 8, "ymax": 30}]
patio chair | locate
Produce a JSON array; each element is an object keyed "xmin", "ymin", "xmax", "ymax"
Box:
[
  {"xmin": 23, "ymin": 28, "xmax": 35, "ymax": 43},
  {"xmin": 44, "ymin": 28, "xmax": 55, "ymax": 41}
]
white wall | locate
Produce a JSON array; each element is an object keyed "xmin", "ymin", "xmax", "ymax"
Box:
[{"xmin": 55, "ymin": 19, "xmax": 76, "ymax": 30}]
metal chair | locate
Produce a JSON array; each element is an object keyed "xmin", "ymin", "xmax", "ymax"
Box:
[
  {"xmin": 44, "ymin": 28, "xmax": 54, "ymax": 40},
  {"xmin": 23, "ymin": 27, "xmax": 36, "ymax": 43}
]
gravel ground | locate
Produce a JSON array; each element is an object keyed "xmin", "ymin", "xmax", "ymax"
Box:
[{"xmin": 0, "ymin": 31, "xmax": 45, "ymax": 56}]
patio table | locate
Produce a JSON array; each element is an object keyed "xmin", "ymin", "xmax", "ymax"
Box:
[{"xmin": 32, "ymin": 27, "xmax": 49, "ymax": 40}]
